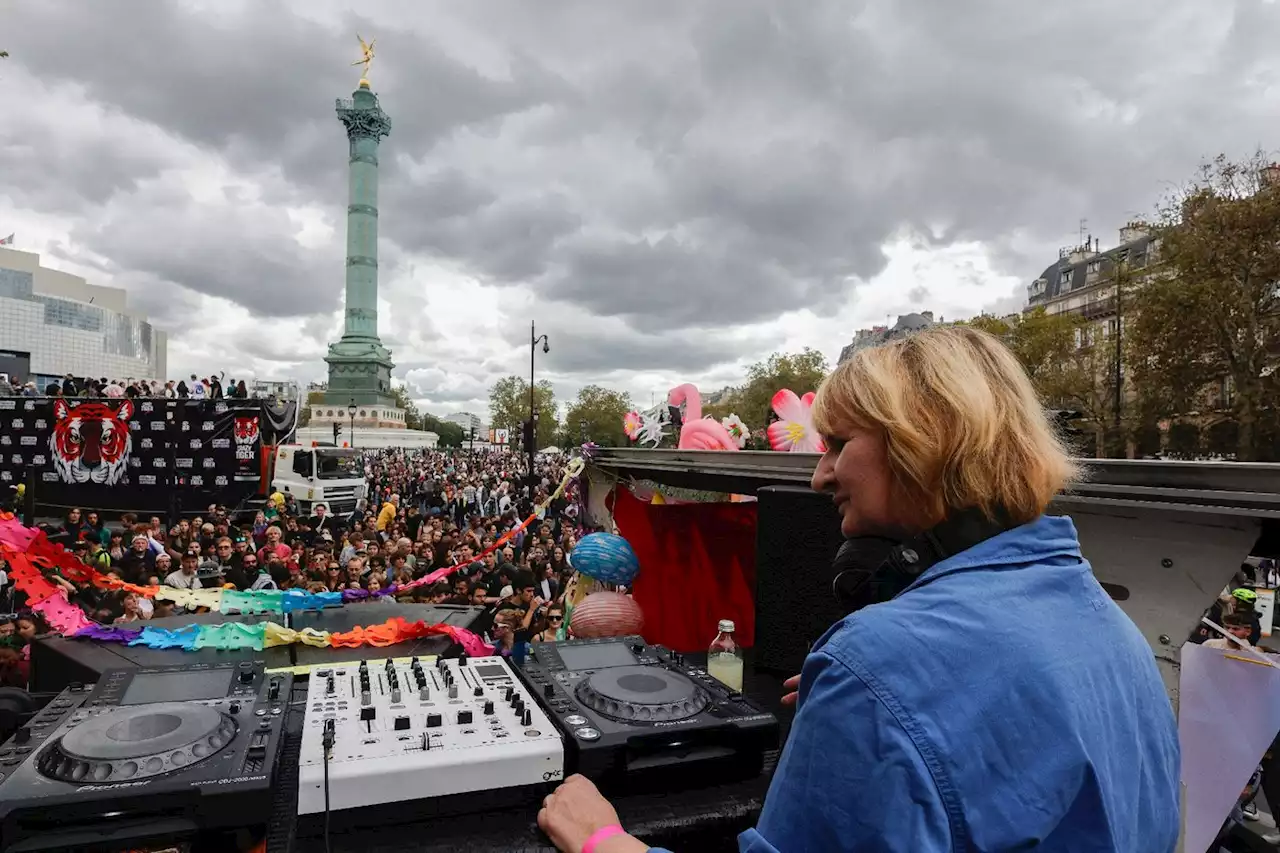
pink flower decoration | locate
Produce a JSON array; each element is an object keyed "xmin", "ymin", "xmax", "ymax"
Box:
[
  {"xmin": 623, "ymin": 411, "xmax": 643, "ymax": 440},
  {"xmin": 767, "ymin": 389, "xmax": 826, "ymax": 453}
]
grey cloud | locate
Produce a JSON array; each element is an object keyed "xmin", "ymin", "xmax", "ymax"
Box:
[
  {"xmin": 6, "ymin": 0, "xmax": 558, "ymax": 204},
  {"xmin": 10, "ymin": 0, "xmax": 1280, "ymax": 364},
  {"xmin": 498, "ymin": 316, "xmax": 784, "ymax": 374},
  {"xmin": 68, "ymin": 181, "xmax": 345, "ymax": 318},
  {"xmin": 385, "ymin": 176, "xmax": 580, "ymax": 283}
]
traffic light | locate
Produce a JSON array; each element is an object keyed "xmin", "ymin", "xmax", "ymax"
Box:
[{"xmin": 332, "ymin": 422, "xmax": 341, "ymax": 444}]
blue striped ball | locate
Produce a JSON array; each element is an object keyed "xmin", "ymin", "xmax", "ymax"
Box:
[{"xmin": 570, "ymin": 533, "xmax": 640, "ymax": 586}]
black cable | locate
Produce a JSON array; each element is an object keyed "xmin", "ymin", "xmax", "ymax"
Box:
[{"xmin": 322, "ymin": 718, "xmax": 335, "ymax": 853}]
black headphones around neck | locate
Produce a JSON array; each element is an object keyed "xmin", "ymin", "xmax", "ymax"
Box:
[{"xmin": 831, "ymin": 506, "xmax": 1015, "ymax": 613}]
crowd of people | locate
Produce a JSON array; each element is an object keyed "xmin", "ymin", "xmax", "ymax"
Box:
[
  {"xmin": 0, "ymin": 371, "xmax": 267, "ymax": 399},
  {"xmin": 0, "ymin": 448, "xmax": 591, "ymax": 687}
]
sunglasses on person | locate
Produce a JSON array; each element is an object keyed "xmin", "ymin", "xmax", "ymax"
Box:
[{"xmin": 548, "ymin": 614, "xmax": 564, "ymax": 622}]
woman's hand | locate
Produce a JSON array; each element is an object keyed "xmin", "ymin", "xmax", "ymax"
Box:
[
  {"xmin": 538, "ymin": 775, "xmax": 646, "ymax": 853},
  {"xmin": 781, "ymin": 673, "xmax": 801, "ymax": 706}
]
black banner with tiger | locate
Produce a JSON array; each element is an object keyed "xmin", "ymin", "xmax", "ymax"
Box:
[{"xmin": 0, "ymin": 397, "xmax": 297, "ymax": 516}]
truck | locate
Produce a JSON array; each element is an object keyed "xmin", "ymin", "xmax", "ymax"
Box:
[{"xmin": 269, "ymin": 444, "xmax": 367, "ymax": 517}]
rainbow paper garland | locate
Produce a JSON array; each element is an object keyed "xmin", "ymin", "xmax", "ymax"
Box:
[
  {"xmin": 72, "ymin": 615, "xmax": 493, "ymax": 657},
  {"xmin": 0, "ymin": 514, "xmax": 492, "ymax": 655},
  {"xmin": 0, "ymin": 457, "xmax": 586, "ymax": 653}
]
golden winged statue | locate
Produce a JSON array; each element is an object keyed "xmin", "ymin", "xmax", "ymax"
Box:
[{"xmin": 352, "ymin": 34, "xmax": 376, "ymax": 83}]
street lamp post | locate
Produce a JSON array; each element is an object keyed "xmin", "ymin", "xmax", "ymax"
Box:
[
  {"xmin": 347, "ymin": 400, "xmax": 357, "ymax": 448},
  {"xmin": 530, "ymin": 321, "xmax": 549, "ymax": 487},
  {"xmin": 469, "ymin": 426, "xmax": 476, "ymax": 454}
]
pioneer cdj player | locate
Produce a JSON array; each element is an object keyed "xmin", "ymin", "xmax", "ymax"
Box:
[
  {"xmin": 0, "ymin": 662, "xmax": 291, "ymax": 853},
  {"xmin": 519, "ymin": 636, "xmax": 779, "ymax": 789}
]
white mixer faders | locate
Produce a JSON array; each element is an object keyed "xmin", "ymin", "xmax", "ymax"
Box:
[{"xmin": 297, "ymin": 654, "xmax": 564, "ymax": 815}]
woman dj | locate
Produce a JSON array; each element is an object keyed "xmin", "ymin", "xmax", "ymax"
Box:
[{"xmin": 538, "ymin": 326, "xmax": 1179, "ymax": 852}]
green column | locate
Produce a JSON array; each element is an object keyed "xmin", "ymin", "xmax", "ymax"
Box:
[{"xmin": 325, "ymin": 82, "xmax": 396, "ymax": 409}]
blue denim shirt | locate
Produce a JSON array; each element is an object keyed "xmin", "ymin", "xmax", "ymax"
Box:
[{"xmin": 651, "ymin": 514, "xmax": 1180, "ymax": 853}]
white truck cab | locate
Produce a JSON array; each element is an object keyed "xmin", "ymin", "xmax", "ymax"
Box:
[{"xmin": 272, "ymin": 444, "xmax": 367, "ymax": 517}]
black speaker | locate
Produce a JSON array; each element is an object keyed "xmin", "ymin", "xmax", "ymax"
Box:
[{"xmin": 753, "ymin": 486, "xmax": 848, "ymax": 675}]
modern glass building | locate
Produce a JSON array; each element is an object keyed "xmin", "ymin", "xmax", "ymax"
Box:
[{"xmin": 0, "ymin": 247, "xmax": 168, "ymax": 388}]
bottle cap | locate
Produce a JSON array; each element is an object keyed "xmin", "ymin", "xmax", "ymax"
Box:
[{"xmin": 718, "ymin": 619, "xmax": 735, "ymax": 633}]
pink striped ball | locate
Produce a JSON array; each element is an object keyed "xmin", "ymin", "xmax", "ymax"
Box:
[{"xmin": 569, "ymin": 591, "xmax": 645, "ymax": 639}]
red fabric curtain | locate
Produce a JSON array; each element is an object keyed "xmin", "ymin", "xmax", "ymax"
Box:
[{"xmin": 613, "ymin": 486, "xmax": 758, "ymax": 653}]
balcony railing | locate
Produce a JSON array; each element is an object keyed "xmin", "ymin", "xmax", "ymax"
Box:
[{"xmin": 1080, "ymin": 297, "xmax": 1117, "ymax": 320}]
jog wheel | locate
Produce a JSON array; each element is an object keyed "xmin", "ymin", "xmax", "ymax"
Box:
[
  {"xmin": 37, "ymin": 702, "xmax": 236, "ymax": 784},
  {"xmin": 576, "ymin": 665, "xmax": 709, "ymax": 723}
]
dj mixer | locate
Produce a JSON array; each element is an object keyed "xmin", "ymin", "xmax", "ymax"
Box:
[{"xmin": 297, "ymin": 654, "xmax": 563, "ymax": 817}]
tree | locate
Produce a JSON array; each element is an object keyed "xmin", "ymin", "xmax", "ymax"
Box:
[
  {"xmin": 388, "ymin": 384, "xmax": 424, "ymax": 430},
  {"xmin": 420, "ymin": 413, "xmax": 465, "ymax": 448},
  {"xmin": 560, "ymin": 385, "xmax": 633, "ymax": 447},
  {"xmin": 961, "ymin": 309, "xmax": 1126, "ymax": 455},
  {"xmin": 709, "ymin": 349, "xmax": 828, "ymax": 433},
  {"xmin": 1128, "ymin": 151, "xmax": 1280, "ymax": 460},
  {"xmin": 297, "ymin": 390, "xmax": 325, "ymax": 428},
  {"xmin": 488, "ymin": 375, "xmax": 559, "ymax": 450}
]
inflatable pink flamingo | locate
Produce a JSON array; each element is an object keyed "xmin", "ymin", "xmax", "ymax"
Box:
[{"xmin": 667, "ymin": 384, "xmax": 740, "ymax": 450}]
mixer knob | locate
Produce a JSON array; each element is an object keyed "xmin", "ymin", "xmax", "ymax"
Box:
[
  {"xmin": 483, "ymin": 700, "xmax": 495, "ymax": 715},
  {"xmin": 238, "ymin": 670, "xmax": 254, "ymax": 684},
  {"xmin": 474, "ymin": 686, "xmax": 484, "ymax": 697},
  {"xmin": 229, "ymin": 702, "xmax": 240, "ymax": 715},
  {"xmin": 447, "ymin": 685, "xmax": 458, "ymax": 700},
  {"xmin": 326, "ymin": 676, "xmax": 335, "ymax": 695},
  {"xmin": 457, "ymin": 710, "xmax": 473, "ymax": 724},
  {"xmin": 419, "ymin": 687, "xmax": 430, "ymax": 701},
  {"xmin": 458, "ymin": 654, "xmax": 468, "ymax": 667},
  {"xmin": 426, "ymin": 713, "xmax": 442, "ymax": 728},
  {"xmin": 631, "ymin": 643, "xmax": 645, "ymax": 655},
  {"xmin": 360, "ymin": 690, "xmax": 371, "ymax": 706},
  {"xmin": 504, "ymin": 687, "xmax": 514, "ymax": 702},
  {"xmin": 543, "ymin": 684, "xmax": 555, "ymax": 698},
  {"xmin": 391, "ymin": 689, "xmax": 401, "ymax": 704},
  {"xmin": 521, "ymin": 709, "xmax": 532, "ymax": 727},
  {"xmin": 411, "ymin": 657, "xmax": 420, "ymax": 667}
]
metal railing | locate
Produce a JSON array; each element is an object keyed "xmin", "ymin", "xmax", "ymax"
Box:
[{"xmin": 587, "ymin": 449, "xmax": 1280, "ymax": 517}]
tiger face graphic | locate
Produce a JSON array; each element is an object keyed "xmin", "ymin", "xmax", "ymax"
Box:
[
  {"xmin": 234, "ymin": 416, "xmax": 260, "ymax": 445},
  {"xmin": 50, "ymin": 399, "xmax": 134, "ymax": 486}
]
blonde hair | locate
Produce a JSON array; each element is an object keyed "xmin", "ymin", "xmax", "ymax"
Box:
[{"xmin": 812, "ymin": 325, "xmax": 1079, "ymax": 527}]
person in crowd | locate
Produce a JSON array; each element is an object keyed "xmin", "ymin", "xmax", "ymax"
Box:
[
  {"xmin": 113, "ymin": 592, "xmax": 148, "ymax": 624},
  {"xmin": 531, "ymin": 605, "xmax": 563, "ymax": 642},
  {"xmin": 164, "ymin": 548, "xmax": 203, "ymax": 590},
  {"xmin": 377, "ymin": 493, "xmax": 399, "ymax": 533},
  {"xmin": 538, "ymin": 325, "xmax": 1180, "ymax": 852}
]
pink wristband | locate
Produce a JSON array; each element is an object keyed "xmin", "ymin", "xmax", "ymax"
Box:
[{"xmin": 581, "ymin": 823, "xmax": 626, "ymax": 853}]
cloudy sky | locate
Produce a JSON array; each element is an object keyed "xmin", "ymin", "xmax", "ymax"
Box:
[{"xmin": 3, "ymin": 1, "xmax": 1279, "ymax": 419}]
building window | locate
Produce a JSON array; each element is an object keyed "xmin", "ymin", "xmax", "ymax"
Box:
[
  {"xmin": 0, "ymin": 269, "xmax": 34, "ymax": 299},
  {"xmin": 1060, "ymin": 270, "xmax": 1072, "ymax": 288},
  {"xmin": 360, "ymin": 410, "xmax": 367, "ymax": 417},
  {"xmin": 1087, "ymin": 260, "xmax": 1100, "ymax": 274}
]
